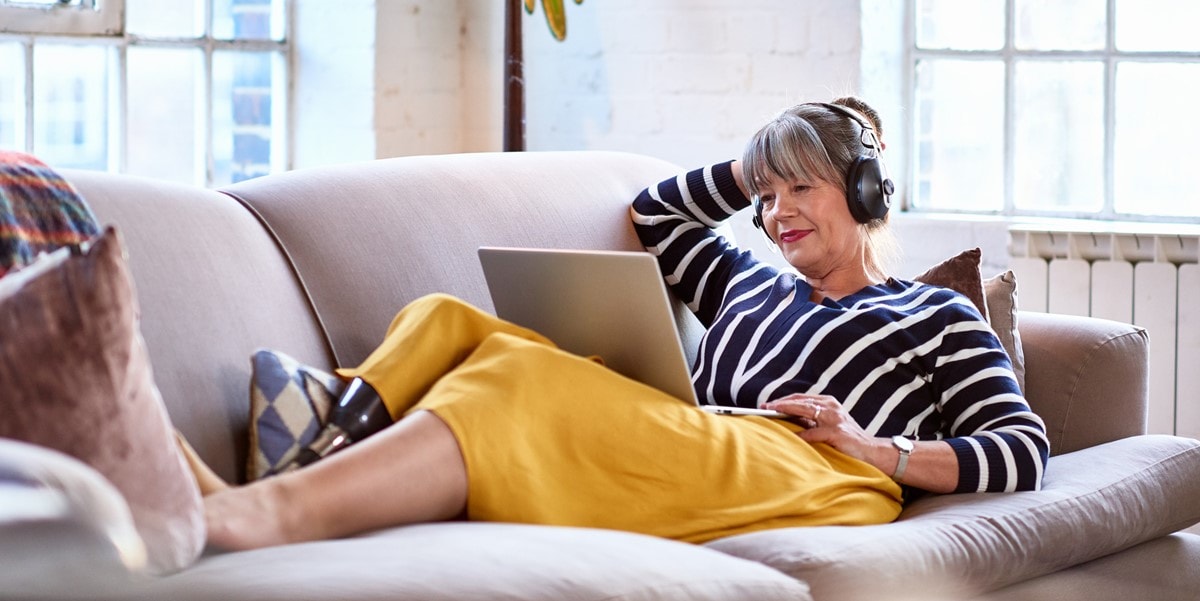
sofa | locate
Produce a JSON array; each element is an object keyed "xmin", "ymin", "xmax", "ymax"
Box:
[{"xmin": 2, "ymin": 150, "xmax": 1200, "ymax": 601}]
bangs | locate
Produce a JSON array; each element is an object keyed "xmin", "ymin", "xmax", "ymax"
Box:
[{"xmin": 742, "ymin": 112, "xmax": 842, "ymax": 199}]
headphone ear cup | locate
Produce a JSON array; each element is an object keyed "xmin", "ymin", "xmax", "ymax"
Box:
[
  {"xmin": 845, "ymin": 156, "xmax": 892, "ymax": 223},
  {"xmin": 751, "ymin": 199, "xmax": 776, "ymax": 245}
]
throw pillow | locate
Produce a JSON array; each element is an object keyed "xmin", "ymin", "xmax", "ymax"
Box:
[
  {"xmin": 246, "ymin": 349, "xmax": 345, "ymax": 481},
  {"xmin": 912, "ymin": 247, "xmax": 989, "ymax": 321},
  {"xmin": 912, "ymin": 248, "xmax": 1026, "ymax": 394},
  {"xmin": 0, "ymin": 226, "xmax": 205, "ymax": 575},
  {"xmin": 983, "ymin": 270, "xmax": 1026, "ymax": 394},
  {"xmin": 0, "ymin": 151, "xmax": 101, "ymax": 277}
]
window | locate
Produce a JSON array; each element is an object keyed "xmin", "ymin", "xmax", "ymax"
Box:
[
  {"xmin": 0, "ymin": 0, "xmax": 122, "ymax": 36},
  {"xmin": 0, "ymin": 0, "xmax": 289, "ymax": 186},
  {"xmin": 909, "ymin": 0, "xmax": 1200, "ymax": 222}
]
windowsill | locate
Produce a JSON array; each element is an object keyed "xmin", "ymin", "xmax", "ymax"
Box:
[{"xmin": 893, "ymin": 211, "xmax": 1200, "ymax": 236}]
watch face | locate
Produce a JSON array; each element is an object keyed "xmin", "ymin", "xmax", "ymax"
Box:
[{"xmin": 893, "ymin": 436, "xmax": 914, "ymax": 452}]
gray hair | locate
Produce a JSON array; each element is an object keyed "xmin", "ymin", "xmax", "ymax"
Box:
[{"xmin": 741, "ymin": 101, "xmax": 899, "ymax": 280}]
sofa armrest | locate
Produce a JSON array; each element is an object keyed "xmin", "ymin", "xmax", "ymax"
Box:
[
  {"xmin": 1018, "ymin": 311, "xmax": 1149, "ymax": 456},
  {"xmin": 0, "ymin": 439, "xmax": 145, "ymax": 598},
  {"xmin": 707, "ymin": 434, "xmax": 1200, "ymax": 601}
]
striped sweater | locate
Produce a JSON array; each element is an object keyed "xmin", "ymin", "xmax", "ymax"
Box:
[{"xmin": 630, "ymin": 160, "xmax": 1049, "ymax": 493}]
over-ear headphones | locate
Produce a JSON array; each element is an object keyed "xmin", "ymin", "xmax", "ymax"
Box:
[{"xmin": 751, "ymin": 102, "xmax": 894, "ymax": 233}]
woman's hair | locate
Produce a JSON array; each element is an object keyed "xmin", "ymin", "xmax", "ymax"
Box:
[{"xmin": 741, "ymin": 97, "xmax": 899, "ymax": 281}]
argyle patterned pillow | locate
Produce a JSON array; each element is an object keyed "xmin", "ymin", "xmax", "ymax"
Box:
[{"xmin": 247, "ymin": 349, "xmax": 345, "ymax": 481}]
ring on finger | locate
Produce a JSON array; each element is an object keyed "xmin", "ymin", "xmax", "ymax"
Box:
[{"xmin": 813, "ymin": 406, "xmax": 823, "ymax": 423}]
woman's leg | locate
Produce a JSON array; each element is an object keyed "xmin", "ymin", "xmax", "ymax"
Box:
[
  {"xmin": 336, "ymin": 293, "xmax": 554, "ymax": 417},
  {"xmin": 205, "ymin": 410, "xmax": 466, "ymax": 551},
  {"xmin": 206, "ymin": 294, "xmax": 543, "ymax": 549}
]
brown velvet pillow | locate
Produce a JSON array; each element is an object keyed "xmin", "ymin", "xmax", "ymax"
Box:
[
  {"xmin": 912, "ymin": 247, "xmax": 989, "ymax": 321},
  {"xmin": 0, "ymin": 227, "xmax": 205, "ymax": 575},
  {"xmin": 912, "ymin": 248, "xmax": 1026, "ymax": 394}
]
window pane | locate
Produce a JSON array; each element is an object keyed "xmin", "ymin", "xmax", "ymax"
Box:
[
  {"xmin": 1013, "ymin": 61, "xmax": 1104, "ymax": 212},
  {"xmin": 1015, "ymin": 0, "xmax": 1105, "ymax": 50},
  {"xmin": 1115, "ymin": 63, "xmax": 1200, "ymax": 217},
  {"xmin": 0, "ymin": 42, "xmax": 24, "ymax": 150},
  {"xmin": 213, "ymin": 0, "xmax": 285, "ymax": 41},
  {"xmin": 913, "ymin": 59, "xmax": 1005, "ymax": 211},
  {"xmin": 128, "ymin": 47, "xmax": 201, "ymax": 184},
  {"xmin": 212, "ymin": 50, "xmax": 284, "ymax": 185},
  {"xmin": 32, "ymin": 44, "xmax": 110, "ymax": 171},
  {"xmin": 1117, "ymin": 0, "xmax": 1200, "ymax": 52},
  {"xmin": 916, "ymin": 0, "xmax": 1004, "ymax": 51},
  {"xmin": 127, "ymin": 0, "xmax": 203, "ymax": 38}
]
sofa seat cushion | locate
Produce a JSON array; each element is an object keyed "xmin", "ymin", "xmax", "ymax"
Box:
[
  {"xmin": 127, "ymin": 522, "xmax": 811, "ymax": 601},
  {"xmin": 706, "ymin": 434, "xmax": 1200, "ymax": 601},
  {"xmin": 978, "ymin": 533, "xmax": 1200, "ymax": 601}
]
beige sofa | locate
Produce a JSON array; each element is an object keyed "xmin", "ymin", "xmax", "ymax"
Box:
[{"xmin": 3, "ymin": 150, "xmax": 1200, "ymax": 600}]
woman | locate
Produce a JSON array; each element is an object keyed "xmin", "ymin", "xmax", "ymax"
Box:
[{"xmin": 204, "ymin": 98, "xmax": 1048, "ymax": 551}]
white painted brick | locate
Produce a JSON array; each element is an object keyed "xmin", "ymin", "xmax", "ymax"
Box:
[
  {"xmin": 338, "ymin": 0, "xmax": 876, "ymax": 162},
  {"xmin": 610, "ymin": 95, "xmax": 664, "ymax": 135},
  {"xmin": 666, "ymin": 13, "xmax": 727, "ymax": 53},
  {"xmin": 604, "ymin": 11, "xmax": 673, "ymax": 55},
  {"xmin": 652, "ymin": 54, "xmax": 751, "ymax": 94},
  {"xmin": 723, "ymin": 12, "xmax": 782, "ymax": 55}
]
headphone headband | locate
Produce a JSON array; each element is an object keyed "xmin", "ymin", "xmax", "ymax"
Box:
[{"xmin": 812, "ymin": 102, "xmax": 883, "ymax": 155}]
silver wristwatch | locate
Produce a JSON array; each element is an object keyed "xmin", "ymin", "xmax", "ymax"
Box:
[{"xmin": 890, "ymin": 435, "xmax": 914, "ymax": 482}]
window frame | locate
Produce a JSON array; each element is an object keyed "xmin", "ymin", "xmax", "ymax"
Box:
[
  {"xmin": 904, "ymin": 0, "xmax": 1200, "ymax": 224},
  {"xmin": 0, "ymin": 0, "xmax": 123, "ymax": 36},
  {"xmin": 0, "ymin": 0, "xmax": 292, "ymax": 187}
]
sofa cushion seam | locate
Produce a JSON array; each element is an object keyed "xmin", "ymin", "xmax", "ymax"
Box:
[{"xmin": 219, "ymin": 189, "xmax": 340, "ymax": 367}]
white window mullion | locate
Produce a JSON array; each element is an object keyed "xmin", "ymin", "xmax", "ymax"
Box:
[
  {"xmin": 1102, "ymin": 0, "xmax": 1118, "ymax": 220},
  {"xmin": 283, "ymin": 0, "xmax": 296, "ymax": 173},
  {"xmin": 22, "ymin": 37, "xmax": 33, "ymax": 154},
  {"xmin": 1001, "ymin": 0, "xmax": 1016, "ymax": 215},
  {"xmin": 203, "ymin": 0, "xmax": 215, "ymax": 187},
  {"xmin": 203, "ymin": 40, "xmax": 214, "ymax": 187},
  {"xmin": 112, "ymin": 42, "xmax": 127, "ymax": 174}
]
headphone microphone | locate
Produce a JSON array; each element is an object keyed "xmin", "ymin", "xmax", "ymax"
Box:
[{"xmin": 751, "ymin": 102, "xmax": 894, "ymax": 237}]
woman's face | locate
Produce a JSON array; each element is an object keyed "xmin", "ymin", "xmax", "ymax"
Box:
[{"xmin": 757, "ymin": 176, "xmax": 865, "ymax": 280}]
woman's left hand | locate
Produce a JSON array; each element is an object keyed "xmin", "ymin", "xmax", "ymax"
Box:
[{"xmin": 762, "ymin": 394, "xmax": 883, "ymax": 464}]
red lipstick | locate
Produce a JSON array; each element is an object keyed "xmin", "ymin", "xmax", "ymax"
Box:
[{"xmin": 778, "ymin": 229, "xmax": 809, "ymax": 243}]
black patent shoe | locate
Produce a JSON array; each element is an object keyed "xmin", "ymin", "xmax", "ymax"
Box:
[{"xmin": 276, "ymin": 377, "xmax": 392, "ymax": 474}]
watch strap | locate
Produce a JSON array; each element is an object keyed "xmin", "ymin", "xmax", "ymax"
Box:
[{"xmin": 890, "ymin": 435, "xmax": 912, "ymax": 481}]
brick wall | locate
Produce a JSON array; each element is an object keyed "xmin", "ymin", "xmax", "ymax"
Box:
[
  {"xmin": 297, "ymin": 1, "xmax": 1000, "ymax": 276},
  {"xmin": 365, "ymin": 0, "xmax": 865, "ymax": 168}
]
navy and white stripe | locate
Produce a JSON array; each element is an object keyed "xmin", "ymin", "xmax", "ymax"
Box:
[{"xmin": 631, "ymin": 160, "xmax": 1049, "ymax": 493}]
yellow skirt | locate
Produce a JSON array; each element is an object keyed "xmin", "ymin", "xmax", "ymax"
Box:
[{"xmin": 338, "ymin": 294, "xmax": 902, "ymax": 544}]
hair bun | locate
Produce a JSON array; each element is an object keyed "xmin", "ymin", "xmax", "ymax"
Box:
[{"xmin": 830, "ymin": 96, "xmax": 883, "ymax": 137}]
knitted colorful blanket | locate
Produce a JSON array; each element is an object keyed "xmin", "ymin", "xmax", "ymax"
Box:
[{"xmin": 0, "ymin": 151, "xmax": 100, "ymax": 278}]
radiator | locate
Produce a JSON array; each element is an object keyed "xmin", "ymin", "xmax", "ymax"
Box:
[{"xmin": 1008, "ymin": 226, "xmax": 1200, "ymax": 438}]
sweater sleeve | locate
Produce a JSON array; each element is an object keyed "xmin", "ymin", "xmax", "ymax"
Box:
[
  {"xmin": 932, "ymin": 304, "xmax": 1050, "ymax": 492},
  {"xmin": 629, "ymin": 160, "xmax": 765, "ymax": 326}
]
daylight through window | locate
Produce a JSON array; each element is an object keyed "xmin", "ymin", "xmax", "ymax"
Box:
[
  {"xmin": 910, "ymin": 0, "xmax": 1200, "ymax": 222},
  {"xmin": 0, "ymin": 0, "xmax": 289, "ymax": 186}
]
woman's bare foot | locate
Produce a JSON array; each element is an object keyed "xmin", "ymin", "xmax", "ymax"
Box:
[{"xmin": 203, "ymin": 478, "xmax": 295, "ymax": 551}]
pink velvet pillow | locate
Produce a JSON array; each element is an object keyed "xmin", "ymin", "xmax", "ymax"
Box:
[{"xmin": 0, "ymin": 227, "xmax": 205, "ymax": 575}]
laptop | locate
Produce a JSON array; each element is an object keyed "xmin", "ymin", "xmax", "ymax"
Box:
[{"xmin": 478, "ymin": 247, "xmax": 785, "ymax": 418}]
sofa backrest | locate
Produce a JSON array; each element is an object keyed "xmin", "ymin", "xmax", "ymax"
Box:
[
  {"xmin": 66, "ymin": 170, "xmax": 335, "ymax": 483},
  {"xmin": 221, "ymin": 150, "xmax": 684, "ymax": 370}
]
